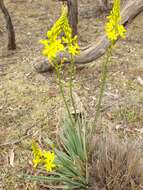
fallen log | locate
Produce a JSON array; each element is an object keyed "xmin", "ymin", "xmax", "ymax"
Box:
[{"xmin": 34, "ymin": 0, "xmax": 143, "ymax": 73}]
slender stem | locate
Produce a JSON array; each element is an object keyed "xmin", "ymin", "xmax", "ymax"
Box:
[
  {"xmin": 69, "ymin": 55, "xmax": 78, "ymax": 120},
  {"xmin": 69, "ymin": 55, "xmax": 88, "ymax": 186},
  {"xmin": 55, "ymin": 65, "xmax": 74, "ymax": 125},
  {"xmin": 95, "ymin": 46, "xmax": 112, "ymax": 122}
]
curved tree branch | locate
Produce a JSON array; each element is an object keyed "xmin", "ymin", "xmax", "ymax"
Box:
[{"xmin": 34, "ymin": 0, "xmax": 143, "ymax": 72}]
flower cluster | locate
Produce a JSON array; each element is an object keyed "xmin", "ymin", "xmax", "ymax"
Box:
[
  {"xmin": 105, "ymin": 0, "xmax": 126, "ymax": 43},
  {"xmin": 32, "ymin": 142, "xmax": 55, "ymax": 172},
  {"xmin": 39, "ymin": 5, "xmax": 79, "ymax": 63}
]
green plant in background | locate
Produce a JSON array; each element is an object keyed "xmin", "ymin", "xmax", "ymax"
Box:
[{"xmin": 95, "ymin": 0, "xmax": 126, "ymax": 124}]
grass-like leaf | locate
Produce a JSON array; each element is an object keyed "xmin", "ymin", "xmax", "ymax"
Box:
[{"xmin": 26, "ymin": 117, "xmax": 88, "ymax": 189}]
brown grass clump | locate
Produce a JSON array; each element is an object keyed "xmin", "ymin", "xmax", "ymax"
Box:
[{"xmin": 89, "ymin": 132, "xmax": 143, "ymax": 190}]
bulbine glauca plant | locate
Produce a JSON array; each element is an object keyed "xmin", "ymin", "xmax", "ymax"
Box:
[
  {"xmin": 26, "ymin": 0, "xmax": 128, "ymax": 189},
  {"xmin": 95, "ymin": 0, "xmax": 126, "ymax": 125},
  {"xmin": 27, "ymin": 5, "xmax": 88, "ymax": 190},
  {"xmin": 40, "ymin": 5, "xmax": 80, "ymax": 123}
]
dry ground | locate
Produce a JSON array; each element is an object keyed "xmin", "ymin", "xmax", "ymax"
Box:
[{"xmin": 0, "ymin": 0, "xmax": 143, "ymax": 189}]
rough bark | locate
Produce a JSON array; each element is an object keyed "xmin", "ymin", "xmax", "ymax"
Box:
[
  {"xmin": 58, "ymin": 0, "xmax": 78, "ymax": 36},
  {"xmin": 0, "ymin": 0, "xmax": 16, "ymax": 50},
  {"xmin": 98, "ymin": 0, "xmax": 108, "ymax": 11},
  {"xmin": 67, "ymin": 0, "xmax": 78, "ymax": 36},
  {"xmin": 34, "ymin": 0, "xmax": 143, "ymax": 73}
]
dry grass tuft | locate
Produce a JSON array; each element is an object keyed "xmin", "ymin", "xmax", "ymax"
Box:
[{"xmin": 89, "ymin": 132, "xmax": 143, "ymax": 190}]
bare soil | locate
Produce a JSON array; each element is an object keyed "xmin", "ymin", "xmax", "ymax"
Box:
[{"xmin": 0, "ymin": 0, "xmax": 143, "ymax": 189}]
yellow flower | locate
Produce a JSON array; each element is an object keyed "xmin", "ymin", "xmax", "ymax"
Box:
[
  {"xmin": 40, "ymin": 39, "xmax": 65, "ymax": 61},
  {"xmin": 32, "ymin": 141, "xmax": 56, "ymax": 172},
  {"xmin": 33, "ymin": 157, "xmax": 42, "ymax": 168},
  {"xmin": 68, "ymin": 44, "xmax": 80, "ymax": 56},
  {"xmin": 105, "ymin": 0, "xmax": 126, "ymax": 43},
  {"xmin": 43, "ymin": 151, "xmax": 56, "ymax": 172},
  {"xmin": 39, "ymin": 5, "xmax": 80, "ymax": 63},
  {"xmin": 32, "ymin": 141, "xmax": 43, "ymax": 168}
]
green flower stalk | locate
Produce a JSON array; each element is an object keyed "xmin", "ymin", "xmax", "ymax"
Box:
[
  {"xmin": 95, "ymin": 0, "xmax": 126, "ymax": 124},
  {"xmin": 39, "ymin": 5, "xmax": 80, "ymax": 123}
]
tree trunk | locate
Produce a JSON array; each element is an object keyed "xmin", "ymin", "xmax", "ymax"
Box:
[
  {"xmin": 0, "ymin": 0, "xmax": 16, "ymax": 50},
  {"xmin": 34, "ymin": 0, "xmax": 143, "ymax": 72},
  {"xmin": 58, "ymin": 0, "xmax": 78, "ymax": 36},
  {"xmin": 98, "ymin": 0, "xmax": 108, "ymax": 11},
  {"xmin": 67, "ymin": 0, "xmax": 78, "ymax": 36}
]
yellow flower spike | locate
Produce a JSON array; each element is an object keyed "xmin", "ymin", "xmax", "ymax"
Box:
[
  {"xmin": 32, "ymin": 141, "xmax": 43, "ymax": 168},
  {"xmin": 105, "ymin": 0, "xmax": 126, "ymax": 43},
  {"xmin": 33, "ymin": 157, "xmax": 42, "ymax": 168},
  {"xmin": 39, "ymin": 4, "xmax": 80, "ymax": 63},
  {"xmin": 32, "ymin": 141, "xmax": 56, "ymax": 172},
  {"xmin": 43, "ymin": 151, "xmax": 56, "ymax": 172}
]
